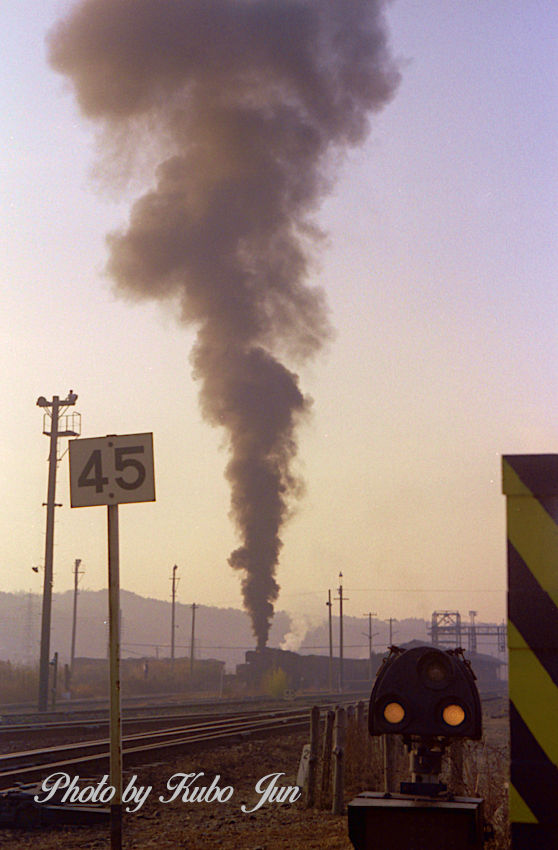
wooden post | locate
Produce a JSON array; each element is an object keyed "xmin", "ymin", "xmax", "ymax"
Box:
[
  {"xmin": 332, "ymin": 706, "xmax": 346, "ymax": 814},
  {"xmin": 383, "ymin": 734, "xmax": 396, "ymax": 793},
  {"xmin": 327, "ymin": 590, "xmax": 333, "ymax": 692},
  {"xmin": 190, "ymin": 602, "xmax": 197, "ymax": 677},
  {"xmin": 50, "ymin": 651, "xmax": 58, "ymax": 711},
  {"xmin": 356, "ymin": 700, "xmax": 366, "ymax": 784},
  {"xmin": 449, "ymin": 739, "xmax": 465, "ymax": 795},
  {"xmin": 346, "ymin": 703, "xmax": 356, "ymax": 786},
  {"xmin": 305, "ymin": 705, "xmax": 320, "ymax": 808},
  {"xmin": 38, "ymin": 395, "xmax": 60, "ymax": 713},
  {"xmin": 356, "ymin": 700, "xmax": 366, "ymax": 734},
  {"xmin": 320, "ymin": 709, "xmax": 335, "ymax": 809}
]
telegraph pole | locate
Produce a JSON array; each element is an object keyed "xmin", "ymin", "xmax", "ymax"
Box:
[
  {"xmin": 36, "ymin": 390, "xmax": 80, "ymax": 712},
  {"xmin": 190, "ymin": 602, "xmax": 197, "ymax": 677},
  {"xmin": 326, "ymin": 589, "xmax": 333, "ymax": 691},
  {"xmin": 170, "ymin": 565, "xmax": 179, "ymax": 663},
  {"xmin": 389, "ymin": 617, "xmax": 397, "ymax": 646},
  {"xmin": 468, "ymin": 610, "xmax": 478, "ymax": 653},
  {"xmin": 336, "ymin": 573, "xmax": 348, "ymax": 692},
  {"xmin": 70, "ymin": 558, "xmax": 83, "ymax": 674},
  {"xmin": 365, "ymin": 612, "xmax": 377, "ymax": 680},
  {"xmin": 50, "ymin": 651, "xmax": 58, "ymax": 710}
]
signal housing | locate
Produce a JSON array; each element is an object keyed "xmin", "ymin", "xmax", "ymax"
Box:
[{"xmin": 368, "ymin": 645, "xmax": 482, "ymax": 740}]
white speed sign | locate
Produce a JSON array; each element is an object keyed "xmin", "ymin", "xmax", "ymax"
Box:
[{"xmin": 69, "ymin": 433, "xmax": 155, "ymax": 507}]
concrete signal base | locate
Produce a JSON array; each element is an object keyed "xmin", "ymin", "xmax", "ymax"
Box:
[{"xmin": 348, "ymin": 791, "xmax": 484, "ymax": 850}]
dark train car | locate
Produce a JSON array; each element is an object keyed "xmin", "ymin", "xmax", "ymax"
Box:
[{"xmin": 237, "ymin": 647, "xmax": 380, "ymax": 692}]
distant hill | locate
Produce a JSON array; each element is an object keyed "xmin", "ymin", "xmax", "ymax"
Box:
[
  {"xmin": 0, "ymin": 590, "xmax": 506, "ymax": 671},
  {"xmin": 0, "ymin": 589, "xmax": 290, "ymax": 672}
]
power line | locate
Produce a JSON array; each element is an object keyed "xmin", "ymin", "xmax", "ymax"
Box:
[{"xmin": 279, "ymin": 587, "xmax": 504, "ymax": 596}]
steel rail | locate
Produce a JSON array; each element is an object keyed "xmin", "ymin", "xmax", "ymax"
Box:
[
  {"xmin": 0, "ymin": 703, "xmax": 311, "ymax": 737},
  {"xmin": 0, "ymin": 689, "xmax": 370, "ymax": 719},
  {"xmin": 0, "ymin": 707, "xmax": 319, "ymax": 790},
  {"xmin": 1, "ymin": 707, "xmax": 311, "ymax": 765}
]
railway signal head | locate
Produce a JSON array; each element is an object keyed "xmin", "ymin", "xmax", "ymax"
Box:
[{"xmin": 368, "ymin": 646, "xmax": 482, "ymax": 740}]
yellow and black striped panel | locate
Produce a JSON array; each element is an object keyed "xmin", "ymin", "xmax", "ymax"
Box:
[{"xmin": 503, "ymin": 455, "xmax": 558, "ymax": 849}]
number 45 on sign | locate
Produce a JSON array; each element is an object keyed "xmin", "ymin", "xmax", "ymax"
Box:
[{"xmin": 69, "ymin": 433, "xmax": 155, "ymax": 507}]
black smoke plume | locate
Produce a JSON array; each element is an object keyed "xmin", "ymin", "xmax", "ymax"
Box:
[{"xmin": 48, "ymin": 0, "xmax": 400, "ymax": 649}]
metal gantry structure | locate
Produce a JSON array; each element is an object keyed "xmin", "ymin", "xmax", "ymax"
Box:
[{"xmin": 429, "ymin": 610, "xmax": 506, "ymax": 653}]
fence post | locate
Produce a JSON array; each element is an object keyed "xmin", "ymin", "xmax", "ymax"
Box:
[
  {"xmin": 332, "ymin": 706, "xmax": 347, "ymax": 814},
  {"xmin": 449, "ymin": 739, "xmax": 465, "ymax": 795},
  {"xmin": 305, "ymin": 705, "xmax": 320, "ymax": 808},
  {"xmin": 346, "ymin": 703, "xmax": 356, "ymax": 786},
  {"xmin": 383, "ymin": 734, "xmax": 397, "ymax": 793},
  {"xmin": 356, "ymin": 700, "xmax": 366, "ymax": 784},
  {"xmin": 320, "ymin": 709, "xmax": 335, "ymax": 809}
]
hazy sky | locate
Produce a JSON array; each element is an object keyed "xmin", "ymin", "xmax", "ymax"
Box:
[{"xmin": 2, "ymin": 1, "xmax": 556, "ymax": 639}]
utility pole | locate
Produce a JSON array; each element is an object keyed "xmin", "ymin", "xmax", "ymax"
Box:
[
  {"xmin": 468, "ymin": 610, "xmax": 478, "ymax": 653},
  {"xmin": 389, "ymin": 617, "xmax": 397, "ymax": 646},
  {"xmin": 50, "ymin": 651, "xmax": 58, "ymax": 710},
  {"xmin": 326, "ymin": 589, "xmax": 333, "ymax": 691},
  {"xmin": 170, "ymin": 565, "xmax": 179, "ymax": 663},
  {"xmin": 364, "ymin": 612, "xmax": 377, "ymax": 680},
  {"xmin": 25, "ymin": 588, "xmax": 36, "ymax": 666},
  {"xmin": 190, "ymin": 602, "xmax": 197, "ymax": 677},
  {"xmin": 70, "ymin": 558, "xmax": 83, "ymax": 674},
  {"xmin": 335, "ymin": 573, "xmax": 348, "ymax": 692},
  {"xmin": 36, "ymin": 390, "xmax": 80, "ymax": 712}
]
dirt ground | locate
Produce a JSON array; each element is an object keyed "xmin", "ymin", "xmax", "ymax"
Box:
[
  {"xmin": 0, "ymin": 730, "xmax": 355, "ymax": 849},
  {"xmin": 0, "ymin": 699, "xmax": 509, "ymax": 849}
]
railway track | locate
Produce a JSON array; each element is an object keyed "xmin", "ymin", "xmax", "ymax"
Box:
[
  {"xmin": 0, "ymin": 693, "xmax": 370, "ymax": 748},
  {"xmin": 0, "ymin": 691, "xmax": 503, "ymax": 791},
  {"xmin": 0, "ymin": 689, "xmax": 369, "ymax": 719},
  {"xmin": 0, "ymin": 689, "xmax": 500, "ymax": 736},
  {"xmin": 0, "ymin": 704, "xmax": 328, "ymax": 791},
  {"xmin": 0, "ymin": 706, "xmax": 287, "ymax": 743}
]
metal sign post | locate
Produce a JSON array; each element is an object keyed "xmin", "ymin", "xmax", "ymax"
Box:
[
  {"xmin": 69, "ymin": 433, "xmax": 155, "ymax": 850},
  {"xmin": 108, "ymin": 502, "xmax": 122, "ymax": 849}
]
